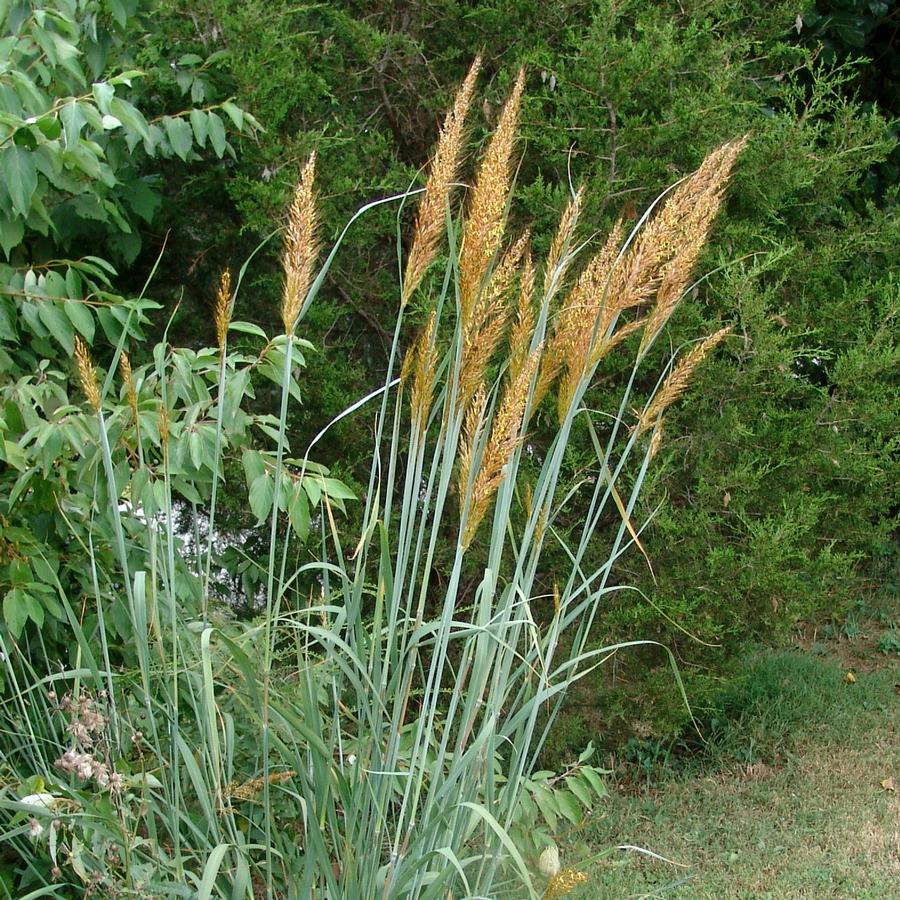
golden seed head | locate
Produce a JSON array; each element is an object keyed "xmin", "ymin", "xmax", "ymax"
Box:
[
  {"xmin": 458, "ymin": 382, "xmax": 487, "ymax": 502},
  {"xmin": 403, "ymin": 56, "xmax": 482, "ymax": 304},
  {"xmin": 281, "ymin": 152, "xmax": 320, "ymax": 335},
  {"xmin": 542, "ymin": 869, "xmax": 588, "ymax": 899},
  {"xmin": 119, "ymin": 352, "xmax": 138, "ymax": 421},
  {"xmin": 636, "ymin": 137, "xmax": 747, "ymax": 354},
  {"xmin": 458, "ymin": 230, "xmax": 530, "ymax": 410},
  {"xmin": 409, "ymin": 310, "xmax": 439, "ymax": 434},
  {"xmin": 158, "ymin": 402, "xmax": 169, "ymax": 452},
  {"xmin": 648, "ymin": 423, "xmax": 664, "ymax": 460},
  {"xmin": 462, "ymin": 343, "xmax": 540, "ymax": 548},
  {"xmin": 227, "ymin": 770, "xmax": 296, "ymax": 802},
  {"xmin": 508, "ymin": 247, "xmax": 536, "ymax": 386},
  {"xmin": 543, "ymin": 186, "xmax": 584, "ymax": 302},
  {"xmin": 214, "ymin": 268, "xmax": 233, "ymax": 350},
  {"xmin": 636, "ymin": 326, "xmax": 731, "ymax": 437},
  {"xmin": 458, "ymin": 67, "xmax": 526, "ymax": 321},
  {"xmin": 540, "ymin": 219, "xmax": 625, "ymax": 420},
  {"xmin": 74, "ymin": 336, "xmax": 101, "ymax": 413}
]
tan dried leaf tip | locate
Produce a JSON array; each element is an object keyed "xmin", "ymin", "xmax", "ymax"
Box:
[
  {"xmin": 74, "ymin": 336, "xmax": 101, "ymax": 413},
  {"xmin": 214, "ymin": 268, "xmax": 233, "ymax": 349},
  {"xmin": 403, "ymin": 56, "xmax": 482, "ymax": 304},
  {"xmin": 281, "ymin": 152, "xmax": 320, "ymax": 335}
]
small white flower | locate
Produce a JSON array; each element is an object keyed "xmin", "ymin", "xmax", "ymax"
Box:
[
  {"xmin": 538, "ymin": 843, "xmax": 561, "ymax": 878},
  {"xmin": 28, "ymin": 818, "xmax": 44, "ymax": 839},
  {"xmin": 346, "ymin": 754, "xmax": 357, "ymax": 766}
]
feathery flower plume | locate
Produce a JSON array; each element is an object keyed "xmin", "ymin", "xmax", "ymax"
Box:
[
  {"xmin": 542, "ymin": 186, "xmax": 584, "ymax": 303},
  {"xmin": 409, "ymin": 310, "xmax": 439, "ymax": 434},
  {"xmin": 507, "ymin": 248, "xmax": 536, "ymax": 385},
  {"xmin": 74, "ymin": 336, "xmax": 101, "ymax": 413},
  {"xmin": 635, "ymin": 326, "xmax": 731, "ymax": 437},
  {"xmin": 458, "ymin": 230, "xmax": 530, "ymax": 409},
  {"xmin": 214, "ymin": 268, "xmax": 233, "ymax": 350},
  {"xmin": 637, "ymin": 137, "xmax": 747, "ymax": 354},
  {"xmin": 648, "ymin": 423, "xmax": 664, "ymax": 460},
  {"xmin": 281, "ymin": 152, "xmax": 319, "ymax": 335},
  {"xmin": 462, "ymin": 344, "xmax": 540, "ymax": 548},
  {"xmin": 532, "ymin": 220, "xmax": 624, "ymax": 417},
  {"xmin": 457, "ymin": 383, "xmax": 487, "ymax": 502},
  {"xmin": 458, "ymin": 68, "xmax": 525, "ymax": 322},
  {"xmin": 402, "ymin": 56, "xmax": 482, "ymax": 304},
  {"xmin": 119, "ymin": 352, "xmax": 138, "ymax": 422}
]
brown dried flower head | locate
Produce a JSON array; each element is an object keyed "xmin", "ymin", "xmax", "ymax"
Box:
[
  {"xmin": 281, "ymin": 152, "xmax": 320, "ymax": 335},
  {"xmin": 403, "ymin": 56, "xmax": 482, "ymax": 304}
]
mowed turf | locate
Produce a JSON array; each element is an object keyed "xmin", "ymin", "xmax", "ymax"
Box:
[{"xmin": 563, "ymin": 636, "xmax": 899, "ymax": 898}]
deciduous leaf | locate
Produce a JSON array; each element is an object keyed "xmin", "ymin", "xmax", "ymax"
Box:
[
  {"xmin": 207, "ymin": 111, "xmax": 226, "ymax": 157},
  {"xmin": 163, "ymin": 115, "xmax": 194, "ymax": 161},
  {"xmin": 249, "ymin": 472, "xmax": 274, "ymax": 523},
  {"xmin": 2, "ymin": 145, "xmax": 37, "ymax": 217}
]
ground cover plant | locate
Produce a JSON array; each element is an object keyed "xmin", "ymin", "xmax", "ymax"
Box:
[
  {"xmin": 0, "ymin": 32, "xmax": 755, "ymax": 895},
  {"xmin": 575, "ymin": 631, "xmax": 899, "ymax": 899}
]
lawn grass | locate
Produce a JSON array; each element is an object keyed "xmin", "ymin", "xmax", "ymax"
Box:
[{"xmin": 563, "ymin": 626, "xmax": 899, "ymax": 898}]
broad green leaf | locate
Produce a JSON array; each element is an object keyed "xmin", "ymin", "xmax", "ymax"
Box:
[
  {"xmin": 63, "ymin": 299, "xmax": 94, "ymax": 342},
  {"xmin": 228, "ymin": 321, "xmax": 267, "ymax": 339},
  {"xmin": 565, "ymin": 775, "xmax": 592, "ymax": 809},
  {"xmin": 249, "ymin": 473, "xmax": 274, "ymax": 523},
  {"xmin": 163, "ymin": 115, "xmax": 193, "ymax": 161},
  {"xmin": 0, "ymin": 215, "xmax": 24, "ymax": 258},
  {"xmin": 2, "ymin": 145, "xmax": 37, "ymax": 217},
  {"xmin": 530, "ymin": 784, "xmax": 558, "ymax": 832},
  {"xmin": 91, "ymin": 82, "xmax": 115, "ymax": 115},
  {"xmin": 207, "ymin": 111, "xmax": 226, "ymax": 157},
  {"xmin": 288, "ymin": 484, "xmax": 310, "ymax": 541},
  {"xmin": 189, "ymin": 108, "xmax": 208, "ymax": 148},
  {"xmin": 580, "ymin": 767, "xmax": 608, "ymax": 798},
  {"xmin": 220, "ymin": 100, "xmax": 243, "ymax": 130},
  {"xmin": 3, "ymin": 588, "xmax": 28, "ymax": 638},
  {"xmin": 243, "ymin": 449, "xmax": 265, "ymax": 485},
  {"xmin": 555, "ymin": 789, "xmax": 583, "ymax": 825},
  {"xmin": 37, "ymin": 301, "xmax": 75, "ymax": 354}
]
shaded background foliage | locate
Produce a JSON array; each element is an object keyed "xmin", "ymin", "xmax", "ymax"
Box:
[{"xmin": 4, "ymin": 0, "xmax": 898, "ymax": 742}]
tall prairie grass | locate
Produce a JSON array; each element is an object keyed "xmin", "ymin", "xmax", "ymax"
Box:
[{"xmin": 0, "ymin": 63, "xmax": 743, "ymax": 898}]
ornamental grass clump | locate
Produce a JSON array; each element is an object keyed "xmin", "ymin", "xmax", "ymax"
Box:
[{"xmin": 0, "ymin": 65, "xmax": 744, "ymax": 898}]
